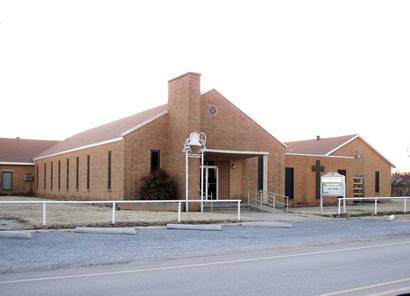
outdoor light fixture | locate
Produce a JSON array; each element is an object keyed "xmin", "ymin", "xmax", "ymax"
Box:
[{"xmin": 231, "ymin": 163, "xmax": 236, "ymax": 169}]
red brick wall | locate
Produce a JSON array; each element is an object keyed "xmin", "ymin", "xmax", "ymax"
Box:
[
  {"xmin": 123, "ymin": 114, "xmax": 169, "ymax": 199},
  {"xmin": 0, "ymin": 165, "xmax": 34, "ymax": 195},
  {"xmin": 200, "ymin": 89, "xmax": 286, "ymax": 196},
  {"xmin": 34, "ymin": 141, "xmax": 124, "ymax": 200}
]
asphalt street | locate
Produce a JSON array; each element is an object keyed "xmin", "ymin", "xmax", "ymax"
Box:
[
  {"xmin": 1, "ymin": 219, "xmax": 410, "ymax": 295},
  {"xmin": 2, "ymin": 219, "xmax": 410, "ymax": 274},
  {"xmin": 1, "ymin": 237, "xmax": 410, "ymax": 296}
]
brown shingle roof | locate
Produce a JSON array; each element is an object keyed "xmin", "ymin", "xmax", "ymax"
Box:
[
  {"xmin": 0, "ymin": 138, "xmax": 59, "ymax": 163},
  {"xmin": 285, "ymin": 134, "xmax": 358, "ymax": 155},
  {"xmin": 35, "ymin": 104, "xmax": 168, "ymax": 159}
]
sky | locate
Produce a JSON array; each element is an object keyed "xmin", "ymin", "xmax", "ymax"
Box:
[{"xmin": 0, "ymin": 0, "xmax": 409, "ymax": 171}]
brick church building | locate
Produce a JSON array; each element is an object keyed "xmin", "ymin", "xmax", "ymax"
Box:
[{"xmin": 0, "ymin": 73, "xmax": 394, "ymax": 205}]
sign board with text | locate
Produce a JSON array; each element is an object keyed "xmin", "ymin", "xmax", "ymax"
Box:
[{"xmin": 321, "ymin": 172, "xmax": 345, "ymax": 197}]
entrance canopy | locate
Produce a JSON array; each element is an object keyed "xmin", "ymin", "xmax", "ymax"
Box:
[{"xmin": 203, "ymin": 148, "xmax": 269, "ymax": 160}]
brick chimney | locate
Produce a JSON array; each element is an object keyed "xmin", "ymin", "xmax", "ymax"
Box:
[{"xmin": 166, "ymin": 72, "xmax": 201, "ymax": 201}]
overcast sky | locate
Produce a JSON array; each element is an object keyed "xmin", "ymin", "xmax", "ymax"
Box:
[{"xmin": 0, "ymin": 0, "xmax": 409, "ymax": 171}]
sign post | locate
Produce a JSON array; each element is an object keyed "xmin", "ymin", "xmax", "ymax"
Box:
[{"xmin": 320, "ymin": 172, "xmax": 346, "ymax": 215}]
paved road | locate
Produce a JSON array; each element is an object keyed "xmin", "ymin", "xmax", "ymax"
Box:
[
  {"xmin": 1, "ymin": 237, "xmax": 410, "ymax": 296},
  {"xmin": 2, "ymin": 219, "xmax": 410, "ymax": 274}
]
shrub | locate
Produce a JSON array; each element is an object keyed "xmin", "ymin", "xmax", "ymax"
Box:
[{"xmin": 139, "ymin": 170, "xmax": 178, "ymax": 200}]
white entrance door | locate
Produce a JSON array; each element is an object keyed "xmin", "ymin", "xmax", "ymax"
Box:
[{"xmin": 203, "ymin": 166, "xmax": 218, "ymax": 200}]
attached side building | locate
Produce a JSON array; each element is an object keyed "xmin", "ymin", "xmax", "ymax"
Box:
[
  {"xmin": 0, "ymin": 138, "xmax": 59, "ymax": 195},
  {"xmin": 285, "ymin": 135, "xmax": 395, "ymax": 205}
]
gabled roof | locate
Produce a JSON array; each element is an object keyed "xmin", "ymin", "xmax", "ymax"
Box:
[
  {"xmin": 285, "ymin": 134, "xmax": 395, "ymax": 167},
  {"xmin": 35, "ymin": 104, "xmax": 168, "ymax": 159},
  {"xmin": 285, "ymin": 134, "xmax": 358, "ymax": 155},
  {"xmin": 0, "ymin": 138, "xmax": 59, "ymax": 164},
  {"xmin": 201, "ymin": 89, "xmax": 287, "ymax": 148}
]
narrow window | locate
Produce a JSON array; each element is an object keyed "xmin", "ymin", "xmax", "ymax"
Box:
[
  {"xmin": 285, "ymin": 167, "xmax": 294, "ymax": 199},
  {"xmin": 76, "ymin": 157, "xmax": 79, "ymax": 190},
  {"xmin": 108, "ymin": 151, "xmax": 112, "ymax": 191},
  {"xmin": 43, "ymin": 163, "xmax": 47, "ymax": 189},
  {"xmin": 87, "ymin": 155, "xmax": 90, "ymax": 191},
  {"xmin": 50, "ymin": 162, "xmax": 53, "ymax": 190},
  {"xmin": 150, "ymin": 150, "xmax": 160, "ymax": 172},
  {"xmin": 66, "ymin": 158, "xmax": 70, "ymax": 190},
  {"xmin": 1, "ymin": 172, "xmax": 13, "ymax": 190},
  {"xmin": 257, "ymin": 156, "xmax": 263, "ymax": 191},
  {"xmin": 36, "ymin": 165, "xmax": 39, "ymax": 190},
  {"xmin": 375, "ymin": 171, "xmax": 380, "ymax": 193},
  {"xmin": 58, "ymin": 160, "xmax": 61, "ymax": 191}
]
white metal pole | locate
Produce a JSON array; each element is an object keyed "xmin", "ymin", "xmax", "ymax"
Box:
[
  {"xmin": 185, "ymin": 152, "xmax": 189, "ymax": 212},
  {"xmin": 404, "ymin": 198, "xmax": 407, "ymax": 214},
  {"xmin": 112, "ymin": 202, "xmax": 116, "ymax": 224},
  {"xmin": 247, "ymin": 190, "xmax": 250, "ymax": 205},
  {"xmin": 237, "ymin": 201, "xmax": 241, "ymax": 221},
  {"xmin": 320, "ymin": 183, "xmax": 323, "ymax": 215},
  {"xmin": 320, "ymin": 196, "xmax": 323, "ymax": 215},
  {"xmin": 286, "ymin": 196, "xmax": 289, "ymax": 213},
  {"xmin": 178, "ymin": 201, "xmax": 181, "ymax": 223},
  {"xmin": 42, "ymin": 202, "xmax": 47, "ymax": 226},
  {"xmin": 374, "ymin": 198, "xmax": 378, "ymax": 215},
  {"xmin": 273, "ymin": 194, "xmax": 276, "ymax": 209},
  {"xmin": 200, "ymin": 153, "xmax": 203, "ymax": 208},
  {"xmin": 338, "ymin": 198, "xmax": 341, "ymax": 216},
  {"xmin": 343, "ymin": 183, "xmax": 346, "ymax": 213}
]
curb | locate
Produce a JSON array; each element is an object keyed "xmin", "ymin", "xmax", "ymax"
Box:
[
  {"xmin": 0, "ymin": 231, "xmax": 32, "ymax": 239},
  {"xmin": 240, "ymin": 221, "xmax": 293, "ymax": 228},
  {"xmin": 73, "ymin": 227, "xmax": 137, "ymax": 235},
  {"xmin": 167, "ymin": 224, "xmax": 222, "ymax": 231}
]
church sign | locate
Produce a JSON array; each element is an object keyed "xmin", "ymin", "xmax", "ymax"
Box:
[
  {"xmin": 321, "ymin": 172, "xmax": 345, "ymax": 197},
  {"xmin": 320, "ymin": 172, "xmax": 346, "ymax": 214}
]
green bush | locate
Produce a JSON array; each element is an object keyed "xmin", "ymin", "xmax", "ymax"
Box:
[{"xmin": 139, "ymin": 170, "xmax": 178, "ymax": 200}]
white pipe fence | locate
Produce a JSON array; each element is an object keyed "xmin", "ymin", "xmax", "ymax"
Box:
[
  {"xmin": 0, "ymin": 199, "xmax": 242, "ymax": 226},
  {"xmin": 337, "ymin": 197, "xmax": 410, "ymax": 216}
]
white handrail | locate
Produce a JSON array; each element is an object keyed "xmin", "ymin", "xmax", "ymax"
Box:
[
  {"xmin": 247, "ymin": 190, "xmax": 289, "ymax": 212},
  {"xmin": 0, "ymin": 199, "xmax": 242, "ymax": 226},
  {"xmin": 337, "ymin": 196, "xmax": 410, "ymax": 216}
]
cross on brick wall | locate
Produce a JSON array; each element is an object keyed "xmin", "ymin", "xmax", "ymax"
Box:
[{"xmin": 312, "ymin": 160, "xmax": 325, "ymax": 199}]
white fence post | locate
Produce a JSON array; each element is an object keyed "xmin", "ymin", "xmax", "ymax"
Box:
[
  {"xmin": 374, "ymin": 198, "xmax": 378, "ymax": 215},
  {"xmin": 111, "ymin": 202, "xmax": 116, "ymax": 224},
  {"xmin": 42, "ymin": 202, "xmax": 47, "ymax": 226},
  {"xmin": 404, "ymin": 198, "xmax": 407, "ymax": 214},
  {"xmin": 178, "ymin": 201, "xmax": 181, "ymax": 223},
  {"xmin": 273, "ymin": 194, "xmax": 276, "ymax": 209},
  {"xmin": 338, "ymin": 198, "xmax": 341, "ymax": 216},
  {"xmin": 237, "ymin": 201, "xmax": 241, "ymax": 221},
  {"xmin": 320, "ymin": 196, "xmax": 323, "ymax": 215},
  {"xmin": 247, "ymin": 190, "xmax": 250, "ymax": 205},
  {"xmin": 286, "ymin": 196, "xmax": 289, "ymax": 213},
  {"xmin": 343, "ymin": 198, "xmax": 346, "ymax": 214}
]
